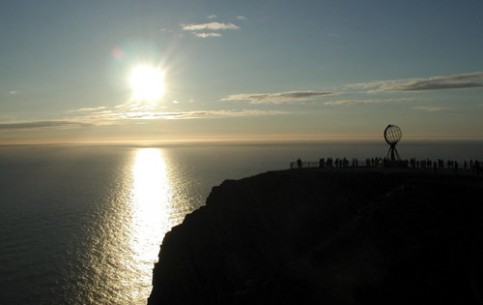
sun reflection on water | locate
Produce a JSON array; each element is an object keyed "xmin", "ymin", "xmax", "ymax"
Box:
[{"xmin": 129, "ymin": 148, "xmax": 172, "ymax": 301}]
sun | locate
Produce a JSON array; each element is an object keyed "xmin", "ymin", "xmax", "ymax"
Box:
[{"xmin": 129, "ymin": 64, "xmax": 165, "ymax": 103}]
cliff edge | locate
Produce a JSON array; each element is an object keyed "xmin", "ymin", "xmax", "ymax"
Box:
[{"xmin": 148, "ymin": 169, "xmax": 483, "ymax": 305}]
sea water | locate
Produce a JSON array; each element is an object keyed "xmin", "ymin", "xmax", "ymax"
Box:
[{"xmin": 0, "ymin": 141, "xmax": 481, "ymax": 304}]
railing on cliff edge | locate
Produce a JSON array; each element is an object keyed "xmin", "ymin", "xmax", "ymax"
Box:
[{"xmin": 290, "ymin": 158, "xmax": 482, "ymax": 175}]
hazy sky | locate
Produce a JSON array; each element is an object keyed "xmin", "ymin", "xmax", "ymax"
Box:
[{"xmin": 1, "ymin": 0, "xmax": 483, "ymax": 144}]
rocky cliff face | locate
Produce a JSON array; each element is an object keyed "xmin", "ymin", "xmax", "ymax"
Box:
[{"xmin": 148, "ymin": 169, "xmax": 483, "ymax": 305}]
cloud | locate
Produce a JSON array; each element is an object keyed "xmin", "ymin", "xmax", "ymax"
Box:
[
  {"xmin": 175, "ymin": 109, "xmax": 287, "ymax": 119},
  {"xmin": 73, "ymin": 101, "xmax": 184, "ymax": 123},
  {"xmin": 69, "ymin": 101, "xmax": 287, "ymax": 124},
  {"xmin": 236, "ymin": 16, "xmax": 246, "ymax": 20},
  {"xmin": 0, "ymin": 120, "xmax": 91, "ymax": 130},
  {"xmin": 391, "ymin": 72, "xmax": 483, "ymax": 91},
  {"xmin": 412, "ymin": 106, "xmax": 451, "ymax": 112},
  {"xmin": 118, "ymin": 111, "xmax": 179, "ymax": 120},
  {"xmin": 181, "ymin": 22, "xmax": 239, "ymax": 31},
  {"xmin": 349, "ymin": 71, "xmax": 483, "ymax": 93},
  {"xmin": 324, "ymin": 97, "xmax": 414, "ymax": 106},
  {"xmin": 193, "ymin": 32, "xmax": 222, "ymax": 38},
  {"xmin": 71, "ymin": 106, "xmax": 108, "ymax": 112},
  {"xmin": 324, "ymin": 100, "xmax": 373, "ymax": 106},
  {"xmin": 207, "ymin": 14, "xmax": 217, "ymax": 20},
  {"xmin": 1, "ymin": 102, "xmax": 287, "ymax": 133},
  {"xmin": 222, "ymin": 91, "xmax": 335, "ymax": 104},
  {"xmin": 114, "ymin": 109, "xmax": 287, "ymax": 120}
]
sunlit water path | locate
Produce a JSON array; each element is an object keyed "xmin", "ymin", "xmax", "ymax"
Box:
[
  {"xmin": 0, "ymin": 142, "xmax": 481, "ymax": 304},
  {"xmin": 0, "ymin": 147, "xmax": 183, "ymax": 305},
  {"xmin": 70, "ymin": 148, "xmax": 175, "ymax": 304}
]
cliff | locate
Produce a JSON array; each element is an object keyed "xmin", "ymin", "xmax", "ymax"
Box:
[{"xmin": 148, "ymin": 169, "xmax": 483, "ymax": 305}]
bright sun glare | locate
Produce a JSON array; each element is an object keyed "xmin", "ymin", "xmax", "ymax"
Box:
[{"xmin": 129, "ymin": 64, "xmax": 165, "ymax": 103}]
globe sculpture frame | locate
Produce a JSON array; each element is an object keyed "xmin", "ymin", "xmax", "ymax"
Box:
[{"xmin": 384, "ymin": 124, "xmax": 402, "ymax": 161}]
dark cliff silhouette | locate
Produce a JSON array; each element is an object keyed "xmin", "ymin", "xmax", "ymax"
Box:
[{"xmin": 148, "ymin": 169, "xmax": 483, "ymax": 305}]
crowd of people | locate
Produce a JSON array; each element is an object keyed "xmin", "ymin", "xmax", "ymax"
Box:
[
  {"xmin": 407, "ymin": 158, "xmax": 481, "ymax": 173},
  {"xmin": 291, "ymin": 157, "xmax": 482, "ymax": 175}
]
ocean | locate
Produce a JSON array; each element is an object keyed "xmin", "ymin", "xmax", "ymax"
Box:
[{"xmin": 0, "ymin": 141, "xmax": 481, "ymax": 305}]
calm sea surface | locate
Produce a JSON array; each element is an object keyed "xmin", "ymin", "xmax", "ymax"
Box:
[{"xmin": 0, "ymin": 141, "xmax": 481, "ymax": 304}]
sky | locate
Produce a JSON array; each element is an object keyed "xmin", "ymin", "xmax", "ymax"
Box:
[{"xmin": 1, "ymin": 0, "xmax": 483, "ymax": 144}]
